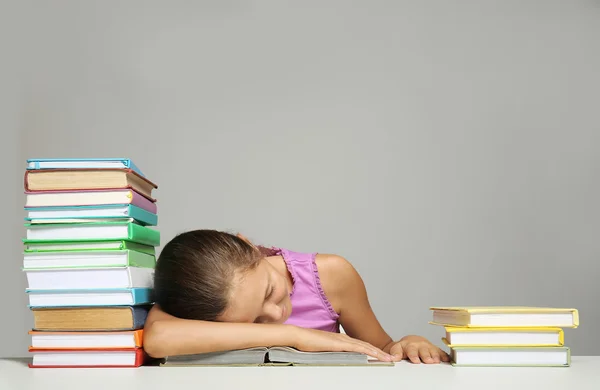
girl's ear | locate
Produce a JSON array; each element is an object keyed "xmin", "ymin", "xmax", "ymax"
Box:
[{"xmin": 236, "ymin": 233, "xmax": 254, "ymax": 246}]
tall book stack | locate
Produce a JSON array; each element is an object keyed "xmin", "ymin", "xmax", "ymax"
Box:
[
  {"xmin": 22, "ymin": 158, "xmax": 159, "ymax": 368},
  {"xmin": 429, "ymin": 306, "xmax": 579, "ymax": 367}
]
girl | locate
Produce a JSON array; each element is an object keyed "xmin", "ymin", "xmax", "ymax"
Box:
[{"xmin": 144, "ymin": 229, "xmax": 450, "ymax": 364}]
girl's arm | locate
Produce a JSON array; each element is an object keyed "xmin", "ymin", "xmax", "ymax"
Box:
[
  {"xmin": 316, "ymin": 254, "xmax": 450, "ymax": 364},
  {"xmin": 143, "ymin": 304, "xmax": 393, "ymax": 360}
]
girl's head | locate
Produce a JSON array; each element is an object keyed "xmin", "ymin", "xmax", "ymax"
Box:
[{"xmin": 153, "ymin": 230, "xmax": 292, "ymax": 324}]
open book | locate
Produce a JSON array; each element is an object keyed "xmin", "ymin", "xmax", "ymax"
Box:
[{"xmin": 160, "ymin": 346, "xmax": 394, "ymax": 366}]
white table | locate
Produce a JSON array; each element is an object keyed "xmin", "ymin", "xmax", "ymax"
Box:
[{"xmin": 1, "ymin": 357, "xmax": 598, "ymax": 390}]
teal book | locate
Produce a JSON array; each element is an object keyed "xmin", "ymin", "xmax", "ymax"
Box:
[
  {"xmin": 23, "ymin": 239, "xmax": 156, "ymax": 255},
  {"xmin": 23, "ymin": 249, "xmax": 156, "ymax": 270},
  {"xmin": 26, "ymin": 287, "xmax": 153, "ymax": 307},
  {"xmin": 24, "ymin": 221, "xmax": 160, "ymax": 247},
  {"xmin": 25, "ymin": 204, "xmax": 158, "ymax": 226},
  {"xmin": 26, "ymin": 158, "xmax": 145, "ymax": 177}
]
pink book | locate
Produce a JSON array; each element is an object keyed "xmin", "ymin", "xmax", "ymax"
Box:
[{"xmin": 24, "ymin": 188, "xmax": 157, "ymax": 214}]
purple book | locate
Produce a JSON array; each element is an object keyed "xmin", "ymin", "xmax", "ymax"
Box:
[{"xmin": 24, "ymin": 188, "xmax": 157, "ymax": 214}]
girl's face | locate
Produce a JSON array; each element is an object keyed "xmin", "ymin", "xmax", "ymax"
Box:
[{"xmin": 217, "ymin": 258, "xmax": 293, "ymax": 324}]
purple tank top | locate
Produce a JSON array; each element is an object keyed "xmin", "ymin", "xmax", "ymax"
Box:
[{"xmin": 266, "ymin": 247, "xmax": 340, "ymax": 333}]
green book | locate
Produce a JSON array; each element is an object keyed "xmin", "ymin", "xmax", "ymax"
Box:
[
  {"xmin": 24, "ymin": 221, "xmax": 160, "ymax": 247},
  {"xmin": 22, "ymin": 239, "xmax": 156, "ymax": 255},
  {"xmin": 450, "ymin": 346, "xmax": 571, "ymax": 367},
  {"xmin": 23, "ymin": 249, "xmax": 156, "ymax": 270}
]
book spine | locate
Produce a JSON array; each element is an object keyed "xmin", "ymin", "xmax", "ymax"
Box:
[
  {"xmin": 126, "ymin": 250, "xmax": 156, "ymax": 268},
  {"xmin": 127, "ymin": 160, "xmax": 145, "ymax": 178},
  {"xmin": 121, "ymin": 241, "xmax": 156, "ymax": 256},
  {"xmin": 24, "ymin": 171, "xmax": 31, "ymax": 191},
  {"xmin": 131, "ymin": 306, "xmax": 150, "ymax": 329},
  {"xmin": 131, "ymin": 288, "xmax": 153, "ymax": 305},
  {"xmin": 128, "ymin": 205, "xmax": 157, "ymax": 226},
  {"xmin": 127, "ymin": 223, "xmax": 160, "ymax": 246},
  {"xmin": 130, "ymin": 191, "xmax": 157, "ymax": 213}
]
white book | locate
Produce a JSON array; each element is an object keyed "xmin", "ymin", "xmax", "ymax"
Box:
[
  {"xmin": 25, "ymin": 189, "xmax": 141, "ymax": 207},
  {"xmin": 450, "ymin": 346, "xmax": 570, "ymax": 367},
  {"xmin": 27, "ymin": 217, "xmax": 134, "ymax": 224},
  {"xmin": 30, "ymin": 350, "xmax": 141, "ymax": 367},
  {"xmin": 25, "ymin": 241, "xmax": 130, "ymax": 251},
  {"xmin": 444, "ymin": 327, "xmax": 564, "ymax": 347},
  {"xmin": 31, "ymin": 331, "xmax": 141, "ymax": 349},
  {"xmin": 22, "ymin": 250, "xmax": 155, "ymax": 269},
  {"xmin": 27, "ymin": 206, "xmax": 132, "ymax": 219},
  {"xmin": 26, "ymin": 223, "xmax": 131, "ymax": 241},
  {"xmin": 430, "ymin": 306, "xmax": 579, "ymax": 328},
  {"xmin": 25, "ymin": 267, "xmax": 154, "ymax": 290},
  {"xmin": 27, "ymin": 159, "xmax": 136, "ymax": 171}
]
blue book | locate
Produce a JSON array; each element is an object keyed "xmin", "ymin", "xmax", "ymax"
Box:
[
  {"xmin": 24, "ymin": 204, "xmax": 158, "ymax": 226},
  {"xmin": 26, "ymin": 158, "xmax": 145, "ymax": 177},
  {"xmin": 26, "ymin": 287, "xmax": 153, "ymax": 308}
]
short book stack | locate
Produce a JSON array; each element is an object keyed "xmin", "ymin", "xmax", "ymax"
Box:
[
  {"xmin": 429, "ymin": 306, "xmax": 579, "ymax": 367},
  {"xmin": 22, "ymin": 158, "xmax": 159, "ymax": 368}
]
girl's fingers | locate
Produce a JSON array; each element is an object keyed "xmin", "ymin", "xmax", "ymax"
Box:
[
  {"xmin": 355, "ymin": 341, "xmax": 393, "ymax": 361},
  {"xmin": 391, "ymin": 344, "xmax": 404, "ymax": 361},
  {"xmin": 343, "ymin": 341, "xmax": 391, "ymax": 361},
  {"xmin": 430, "ymin": 348, "xmax": 441, "ymax": 363},
  {"xmin": 405, "ymin": 345, "xmax": 421, "ymax": 363},
  {"xmin": 419, "ymin": 346, "xmax": 433, "ymax": 363},
  {"xmin": 440, "ymin": 350, "xmax": 451, "ymax": 362},
  {"xmin": 344, "ymin": 337, "xmax": 393, "ymax": 361}
]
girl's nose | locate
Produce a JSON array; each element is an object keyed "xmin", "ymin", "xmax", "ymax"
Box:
[{"xmin": 264, "ymin": 303, "xmax": 284, "ymax": 321}]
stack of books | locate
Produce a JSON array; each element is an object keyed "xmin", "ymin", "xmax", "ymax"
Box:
[
  {"xmin": 429, "ymin": 306, "xmax": 579, "ymax": 367},
  {"xmin": 22, "ymin": 158, "xmax": 159, "ymax": 368}
]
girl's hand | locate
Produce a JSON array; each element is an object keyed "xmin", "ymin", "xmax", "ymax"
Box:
[
  {"xmin": 290, "ymin": 326, "xmax": 394, "ymax": 362},
  {"xmin": 389, "ymin": 335, "xmax": 450, "ymax": 364}
]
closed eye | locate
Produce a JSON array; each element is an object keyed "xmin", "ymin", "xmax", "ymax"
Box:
[{"xmin": 265, "ymin": 285, "xmax": 274, "ymax": 300}]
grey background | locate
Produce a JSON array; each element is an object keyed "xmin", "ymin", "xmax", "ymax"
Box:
[{"xmin": 2, "ymin": 1, "xmax": 599, "ymax": 357}]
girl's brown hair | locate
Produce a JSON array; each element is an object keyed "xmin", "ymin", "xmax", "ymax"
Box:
[{"xmin": 153, "ymin": 229, "xmax": 263, "ymax": 320}]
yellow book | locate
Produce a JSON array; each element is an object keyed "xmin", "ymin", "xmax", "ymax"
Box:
[
  {"xmin": 442, "ymin": 327, "xmax": 564, "ymax": 347},
  {"xmin": 429, "ymin": 306, "xmax": 579, "ymax": 328}
]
